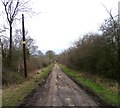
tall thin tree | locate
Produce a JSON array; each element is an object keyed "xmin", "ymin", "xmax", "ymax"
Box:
[{"xmin": 1, "ymin": 0, "xmax": 33, "ymax": 63}]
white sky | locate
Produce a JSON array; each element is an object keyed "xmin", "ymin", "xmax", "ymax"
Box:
[{"xmin": 0, "ymin": 0, "xmax": 119, "ymax": 54}]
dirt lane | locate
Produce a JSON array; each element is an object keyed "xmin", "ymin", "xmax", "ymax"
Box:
[{"xmin": 20, "ymin": 64, "xmax": 99, "ymax": 106}]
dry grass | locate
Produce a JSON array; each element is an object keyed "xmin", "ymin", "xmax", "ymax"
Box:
[
  {"xmin": 2, "ymin": 65, "xmax": 53, "ymax": 106},
  {"xmin": 79, "ymin": 72, "xmax": 118, "ymax": 93}
]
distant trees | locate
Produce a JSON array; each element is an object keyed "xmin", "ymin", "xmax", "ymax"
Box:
[
  {"xmin": 45, "ymin": 50, "xmax": 55, "ymax": 64},
  {"xmin": 58, "ymin": 16, "xmax": 120, "ymax": 82}
]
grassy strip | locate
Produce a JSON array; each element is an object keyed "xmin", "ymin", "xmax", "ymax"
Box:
[
  {"xmin": 59, "ymin": 64, "xmax": 119, "ymax": 106},
  {"xmin": 2, "ymin": 64, "xmax": 53, "ymax": 107}
]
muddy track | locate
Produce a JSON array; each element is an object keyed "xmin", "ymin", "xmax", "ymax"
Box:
[{"xmin": 19, "ymin": 64, "xmax": 113, "ymax": 107}]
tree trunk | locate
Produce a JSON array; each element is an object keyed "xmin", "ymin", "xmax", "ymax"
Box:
[
  {"xmin": 118, "ymin": 37, "xmax": 120, "ymax": 83},
  {"xmin": 8, "ymin": 23, "xmax": 12, "ymax": 66},
  {"xmin": 117, "ymin": 28, "xmax": 120, "ymax": 84}
]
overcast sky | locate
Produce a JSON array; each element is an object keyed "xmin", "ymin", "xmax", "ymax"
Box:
[{"xmin": 0, "ymin": 0, "xmax": 119, "ymax": 54}]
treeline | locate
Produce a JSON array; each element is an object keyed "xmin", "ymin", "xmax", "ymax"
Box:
[
  {"xmin": 0, "ymin": 0, "xmax": 57, "ymax": 85},
  {"xmin": 58, "ymin": 16, "xmax": 120, "ymax": 82},
  {"xmin": 1, "ymin": 29, "xmax": 55, "ymax": 85}
]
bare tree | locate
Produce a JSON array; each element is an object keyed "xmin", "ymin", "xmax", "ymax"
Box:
[
  {"xmin": 101, "ymin": 5, "xmax": 120, "ymax": 83},
  {"xmin": 1, "ymin": 0, "xmax": 33, "ymax": 62}
]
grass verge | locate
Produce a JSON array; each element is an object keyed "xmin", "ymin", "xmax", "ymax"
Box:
[
  {"xmin": 59, "ymin": 64, "xmax": 119, "ymax": 106},
  {"xmin": 2, "ymin": 64, "xmax": 53, "ymax": 107}
]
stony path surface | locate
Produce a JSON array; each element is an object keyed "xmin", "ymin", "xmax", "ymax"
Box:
[{"xmin": 34, "ymin": 64, "xmax": 99, "ymax": 106}]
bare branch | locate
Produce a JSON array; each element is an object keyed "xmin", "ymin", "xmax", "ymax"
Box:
[
  {"xmin": 101, "ymin": 3, "xmax": 115, "ymax": 22},
  {"xmin": 1, "ymin": 0, "xmax": 34, "ymax": 59},
  {"xmin": 1, "ymin": 0, "xmax": 10, "ymax": 23},
  {"xmin": 11, "ymin": 0, "xmax": 19, "ymax": 23}
]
